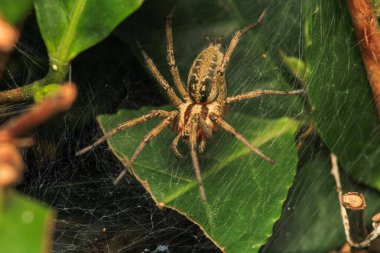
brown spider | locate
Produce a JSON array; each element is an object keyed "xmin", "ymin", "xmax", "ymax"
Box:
[{"xmin": 76, "ymin": 8, "xmax": 303, "ymax": 204}]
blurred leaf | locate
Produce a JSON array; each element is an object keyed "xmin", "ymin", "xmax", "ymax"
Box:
[
  {"xmin": 0, "ymin": 0, "xmax": 33, "ymax": 24},
  {"xmin": 34, "ymin": 0, "xmax": 143, "ymax": 63},
  {"xmin": 373, "ymin": 0, "xmax": 380, "ymax": 17},
  {"xmin": 304, "ymin": 0, "xmax": 380, "ymax": 189},
  {"xmin": 33, "ymin": 83, "xmax": 61, "ymax": 103},
  {"xmin": 0, "ymin": 190, "xmax": 54, "ymax": 253},
  {"xmin": 98, "ymin": 106, "xmax": 299, "ymax": 252},
  {"xmin": 279, "ymin": 50, "xmax": 309, "ymax": 83},
  {"xmin": 115, "ymin": 0, "xmax": 306, "ymax": 119}
]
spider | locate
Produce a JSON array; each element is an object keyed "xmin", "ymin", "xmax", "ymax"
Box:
[{"xmin": 76, "ymin": 8, "xmax": 303, "ymax": 204}]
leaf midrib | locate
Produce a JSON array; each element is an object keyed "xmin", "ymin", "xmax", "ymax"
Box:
[
  {"xmin": 161, "ymin": 119, "xmax": 295, "ymax": 203},
  {"xmin": 56, "ymin": 0, "xmax": 87, "ymax": 62}
]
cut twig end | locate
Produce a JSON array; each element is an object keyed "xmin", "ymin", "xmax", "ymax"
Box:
[{"xmin": 342, "ymin": 192, "xmax": 366, "ymax": 210}]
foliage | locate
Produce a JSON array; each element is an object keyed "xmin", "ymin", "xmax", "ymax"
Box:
[
  {"xmin": 0, "ymin": 0, "xmax": 379, "ymax": 252},
  {"xmin": 0, "ymin": 190, "xmax": 53, "ymax": 253},
  {"xmin": 305, "ymin": 0, "xmax": 380, "ymax": 190},
  {"xmin": 34, "ymin": 0, "xmax": 143, "ymax": 63},
  {"xmin": 0, "ymin": 0, "xmax": 33, "ymax": 24},
  {"xmin": 98, "ymin": 108, "xmax": 299, "ymax": 252}
]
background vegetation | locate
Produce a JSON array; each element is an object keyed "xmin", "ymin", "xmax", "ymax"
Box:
[{"xmin": 0, "ymin": 0, "xmax": 379, "ymax": 252}]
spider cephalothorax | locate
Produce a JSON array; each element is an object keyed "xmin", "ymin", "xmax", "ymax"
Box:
[{"xmin": 77, "ymin": 8, "xmax": 303, "ymax": 204}]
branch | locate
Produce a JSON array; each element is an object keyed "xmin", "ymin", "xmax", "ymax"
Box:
[
  {"xmin": 0, "ymin": 15, "xmax": 68, "ymax": 105},
  {"xmin": 0, "ymin": 82, "xmax": 77, "ymax": 140},
  {"xmin": 347, "ymin": 0, "xmax": 380, "ymax": 119},
  {"xmin": 341, "ymin": 192, "xmax": 368, "ymax": 244},
  {"xmin": 330, "ymin": 154, "xmax": 354, "ymax": 245},
  {"xmin": 0, "ymin": 63, "xmax": 69, "ymax": 104}
]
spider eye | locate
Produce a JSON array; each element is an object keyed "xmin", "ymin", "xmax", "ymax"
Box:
[
  {"xmin": 189, "ymin": 74, "xmax": 197, "ymax": 85},
  {"xmin": 201, "ymin": 78, "xmax": 212, "ymax": 88},
  {"xmin": 182, "ymin": 132, "xmax": 190, "ymax": 140}
]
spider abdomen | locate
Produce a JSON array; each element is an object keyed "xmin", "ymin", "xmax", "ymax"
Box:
[{"xmin": 187, "ymin": 45, "xmax": 224, "ymax": 103}]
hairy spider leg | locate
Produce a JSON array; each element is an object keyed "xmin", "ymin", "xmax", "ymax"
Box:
[
  {"xmin": 198, "ymin": 136, "xmax": 207, "ymax": 154},
  {"xmin": 113, "ymin": 112, "xmax": 178, "ymax": 185},
  {"xmin": 189, "ymin": 117, "xmax": 208, "ymax": 203},
  {"xmin": 219, "ymin": 9, "xmax": 267, "ymax": 76},
  {"xmin": 194, "ymin": 114, "xmax": 212, "ymax": 154},
  {"xmin": 195, "ymin": 114, "xmax": 213, "ymax": 139},
  {"xmin": 171, "ymin": 133, "xmax": 185, "ymax": 159},
  {"xmin": 210, "ymin": 113, "xmax": 275, "ymax": 164},
  {"xmin": 75, "ymin": 110, "xmax": 171, "ymax": 156},
  {"xmin": 166, "ymin": 5, "xmax": 190, "ymax": 101},
  {"xmin": 225, "ymin": 89, "xmax": 305, "ymax": 104},
  {"xmin": 138, "ymin": 44, "xmax": 183, "ymax": 107}
]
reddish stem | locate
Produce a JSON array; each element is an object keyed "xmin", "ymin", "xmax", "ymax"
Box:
[
  {"xmin": 347, "ymin": 0, "xmax": 380, "ymax": 119},
  {"xmin": 0, "ymin": 82, "xmax": 77, "ymax": 141}
]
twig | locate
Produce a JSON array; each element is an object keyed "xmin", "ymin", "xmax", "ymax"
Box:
[
  {"xmin": 347, "ymin": 0, "xmax": 380, "ymax": 118},
  {"xmin": 330, "ymin": 154, "xmax": 354, "ymax": 245},
  {"xmin": 330, "ymin": 154, "xmax": 380, "ymax": 249},
  {"xmin": 0, "ymin": 62, "xmax": 69, "ymax": 104},
  {"xmin": 0, "ymin": 82, "xmax": 77, "ymax": 141},
  {"xmin": 341, "ymin": 192, "xmax": 368, "ymax": 244}
]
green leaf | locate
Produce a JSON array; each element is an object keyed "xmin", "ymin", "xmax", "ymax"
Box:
[
  {"xmin": 279, "ymin": 50, "xmax": 309, "ymax": 83},
  {"xmin": 304, "ymin": 0, "xmax": 380, "ymax": 189},
  {"xmin": 0, "ymin": 0, "xmax": 33, "ymax": 24},
  {"xmin": 97, "ymin": 106, "xmax": 299, "ymax": 252},
  {"xmin": 33, "ymin": 83, "xmax": 61, "ymax": 103},
  {"xmin": 0, "ymin": 190, "xmax": 54, "ymax": 253},
  {"xmin": 34, "ymin": 0, "xmax": 143, "ymax": 63}
]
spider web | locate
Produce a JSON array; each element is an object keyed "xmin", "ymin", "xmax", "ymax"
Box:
[{"xmin": 2, "ymin": 0, "xmax": 380, "ymax": 252}]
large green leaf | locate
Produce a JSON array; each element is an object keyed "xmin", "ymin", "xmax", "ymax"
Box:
[
  {"xmin": 305, "ymin": 0, "xmax": 380, "ymax": 189},
  {"xmin": 0, "ymin": 0, "xmax": 33, "ymax": 24},
  {"xmin": 96, "ymin": 1, "xmax": 305, "ymax": 251},
  {"xmin": 115, "ymin": 0, "xmax": 306, "ymax": 119},
  {"xmin": 34, "ymin": 0, "xmax": 143, "ymax": 63},
  {"xmin": 97, "ymin": 106, "xmax": 298, "ymax": 252},
  {"xmin": 0, "ymin": 190, "xmax": 54, "ymax": 253}
]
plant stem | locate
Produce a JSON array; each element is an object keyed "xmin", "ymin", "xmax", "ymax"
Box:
[
  {"xmin": 347, "ymin": 0, "xmax": 380, "ymax": 119},
  {"xmin": 0, "ymin": 61, "xmax": 69, "ymax": 104},
  {"xmin": 342, "ymin": 192, "xmax": 368, "ymax": 245}
]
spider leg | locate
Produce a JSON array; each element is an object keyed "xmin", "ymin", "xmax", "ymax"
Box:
[
  {"xmin": 194, "ymin": 114, "xmax": 212, "ymax": 139},
  {"xmin": 216, "ymin": 35, "xmax": 223, "ymax": 44},
  {"xmin": 114, "ymin": 111, "xmax": 178, "ymax": 184},
  {"xmin": 194, "ymin": 114, "xmax": 211, "ymax": 154},
  {"xmin": 166, "ymin": 6, "xmax": 190, "ymax": 101},
  {"xmin": 210, "ymin": 113, "xmax": 275, "ymax": 164},
  {"xmin": 205, "ymin": 35, "xmax": 215, "ymax": 45},
  {"xmin": 138, "ymin": 43, "xmax": 183, "ymax": 107},
  {"xmin": 225, "ymin": 89, "xmax": 304, "ymax": 104},
  {"xmin": 218, "ymin": 9, "xmax": 267, "ymax": 76},
  {"xmin": 171, "ymin": 133, "xmax": 186, "ymax": 159},
  {"xmin": 76, "ymin": 110, "xmax": 171, "ymax": 156},
  {"xmin": 189, "ymin": 117, "xmax": 207, "ymax": 203},
  {"xmin": 198, "ymin": 136, "xmax": 207, "ymax": 154}
]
